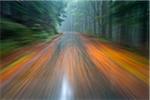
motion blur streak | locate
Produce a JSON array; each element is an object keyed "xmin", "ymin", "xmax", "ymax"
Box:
[
  {"xmin": 1, "ymin": 33, "xmax": 149, "ymax": 100},
  {"xmin": 82, "ymin": 36, "xmax": 148, "ymax": 84},
  {"xmin": 81, "ymin": 34, "xmax": 149, "ymax": 98}
]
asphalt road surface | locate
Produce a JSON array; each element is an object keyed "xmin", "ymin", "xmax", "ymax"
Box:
[{"xmin": 0, "ymin": 32, "xmax": 149, "ymax": 100}]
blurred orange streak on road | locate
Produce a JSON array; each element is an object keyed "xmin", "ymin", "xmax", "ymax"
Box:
[
  {"xmin": 0, "ymin": 52, "xmax": 36, "ymax": 83},
  {"xmin": 1, "ymin": 33, "xmax": 149, "ymax": 100},
  {"xmin": 82, "ymin": 35, "xmax": 149, "ymax": 98}
]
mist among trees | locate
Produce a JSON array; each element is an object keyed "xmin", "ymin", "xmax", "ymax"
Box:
[{"xmin": 60, "ymin": 0, "xmax": 149, "ymax": 52}]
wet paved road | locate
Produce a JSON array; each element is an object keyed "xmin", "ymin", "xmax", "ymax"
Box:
[{"xmin": 0, "ymin": 32, "xmax": 149, "ymax": 100}]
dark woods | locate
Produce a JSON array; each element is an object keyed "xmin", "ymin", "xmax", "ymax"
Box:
[
  {"xmin": 0, "ymin": 1, "xmax": 66, "ymax": 57},
  {"xmin": 0, "ymin": 1, "xmax": 66, "ymax": 39},
  {"xmin": 61, "ymin": 1, "xmax": 149, "ymax": 53}
]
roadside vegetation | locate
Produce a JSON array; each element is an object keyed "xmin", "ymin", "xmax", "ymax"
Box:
[{"xmin": 0, "ymin": 1, "xmax": 66, "ymax": 57}]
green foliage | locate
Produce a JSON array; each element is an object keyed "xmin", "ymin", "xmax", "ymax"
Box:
[
  {"xmin": 0, "ymin": 40, "xmax": 18, "ymax": 57},
  {"xmin": 0, "ymin": 1, "xmax": 66, "ymax": 57},
  {"xmin": 0, "ymin": 19, "xmax": 34, "ymax": 43},
  {"xmin": 1, "ymin": 1, "xmax": 66, "ymax": 34}
]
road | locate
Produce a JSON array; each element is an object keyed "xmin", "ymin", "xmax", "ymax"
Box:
[{"xmin": 0, "ymin": 32, "xmax": 149, "ymax": 100}]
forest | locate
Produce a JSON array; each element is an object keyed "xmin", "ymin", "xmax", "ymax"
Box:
[
  {"xmin": 0, "ymin": 1, "xmax": 66, "ymax": 57},
  {"xmin": 0, "ymin": 1, "xmax": 149, "ymax": 57},
  {"xmin": 60, "ymin": 1, "xmax": 149, "ymax": 54},
  {"xmin": 0, "ymin": 1, "xmax": 149, "ymax": 100}
]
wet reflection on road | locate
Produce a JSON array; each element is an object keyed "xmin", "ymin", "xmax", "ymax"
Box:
[{"xmin": 60, "ymin": 74, "xmax": 73, "ymax": 100}]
